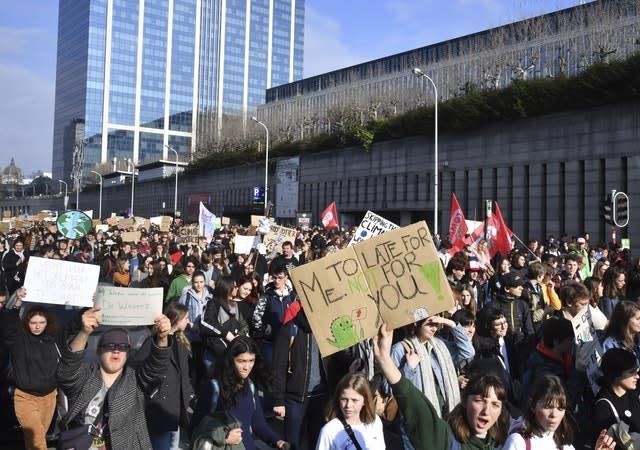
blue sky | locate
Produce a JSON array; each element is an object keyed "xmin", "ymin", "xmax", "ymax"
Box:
[{"xmin": 0, "ymin": 0, "xmax": 587, "ymax": 174}]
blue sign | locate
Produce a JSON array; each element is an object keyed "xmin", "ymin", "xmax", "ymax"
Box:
[{"xmin": 251, "ymin": 186, "xmax": 265, "ymax": 204}]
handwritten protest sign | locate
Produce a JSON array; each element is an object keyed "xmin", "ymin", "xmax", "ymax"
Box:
[
  {"xmin": 222, "ymin": 217, "xmax": 230, "ymax": 225},
  {"xmin": 94, "ymin": 286, "xmax": 163, "ymax": 326},
  {"xmin": 118, "ymin": 218, "xmax": 134, "ymax": 230},
  {"xmin": 179, "ymin": 225, "xmax": 199, "ymax": 245},
  {"xmin": 160, "ymin": 216, "xmax": 172, "ymax": 232},
  {"xmin": 263, "ymin": 225, "xmax": 297, "ymax": 254},
  {"xmin": 571, "ymin": 306, "xmax": 602, "ymax": 394},
  {"xmin": 121, "ymin": 231, "xmax": 141, "ymax": 243},
  {"xmin": 349, "ymin": 211, "xmax": 398, "ymax": 246},
  {"xmin": 289, "ymin": 221, "xmax": 454, "ymax": 357},
  {"xmin": 234, "ymin": 235, "xmax": 260, "ymax": 254},
  {"xmin": 24, "ymin": 257, "xmax": 99, "ymax": 307},
  {"xmin": 106, "ymin": 216, "xmax": 118, "ymax": 226},
  {"xmin": 96, "ymin": 224, "xmax": 108, "ymax": 232},
  {"xmin": 0, "ymin": 222, "xmax": 8, "ymax": 234},
  {"xmin": 251, "ymin": 215, "xmax": 265, "ymax": 226}
]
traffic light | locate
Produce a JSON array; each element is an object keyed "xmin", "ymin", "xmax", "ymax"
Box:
[
  {"xmin": 613, "ymin": 191, "xmax": 629, "ymax": 228},
  {"xmin": 603, "ymin": 193, "xmax": 614, "ymax": 225}
]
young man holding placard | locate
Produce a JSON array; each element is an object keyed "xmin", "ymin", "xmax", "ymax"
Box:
[{"xmin": 57, "ymin": 307, "xmax": 173, "ymax": 449}]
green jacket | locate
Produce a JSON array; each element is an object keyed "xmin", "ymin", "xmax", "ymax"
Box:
[
  {"xmin": 166, "ymin": 274, "xmax": 191, "ymax": 303},
  {"xmin": 391, "ymin": 376, "xmax": 498, "ymax": 450},
  {"xmin": 191, "ymin": 411, "xmax": 246, "ymax": 450}
]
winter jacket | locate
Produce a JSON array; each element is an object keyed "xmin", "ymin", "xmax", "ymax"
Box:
[
  {"xmin": 57, "ymin": 334, "xmax": 172, "ymax": 450},
  {"xmin": 492, "ymin": 293, "xmax": 534, "ymax": 341},
  {"xmin": 132, "ymin": 335, "xmax": 194, "ymax": 433},
  {"xmin": 178, "ymin": 287, "xmax": 213, "ymax": 342},
  {"xmin": 200, "ymin": 297, "xmax": 250, "ymax": 359},
  {"xmin": 251, "ymin": 283, "xmax": 297, "ymax": 342},
  {"xmin": 1, "ymin": 308, "xmax": 59, "ymax": 396}
]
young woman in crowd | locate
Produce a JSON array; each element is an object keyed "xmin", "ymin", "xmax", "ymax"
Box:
[
  {"xmin": 235, "ymin": 274, "xmax": 260, "ymax": 319},
  {"xmin": 315, "ymin": 372, "xmax": 385, "ymax": 450},
  {"xmin": 197, "ymin": 336, "xmax": 288, "ymax": 450},
  {"xmin": 133, "ymin": 302, "xmax": 194, "ymax": 450},
  {"xmin": 2, "ymin": 289, "xmax": 60, "ymax": 450},
  {"xmin": 593, "ymin": 347, "xmax": 640, "ymax": 447},
  {"xmin": 503, "ymin": 374, "xmax": 614, "ymax": 450},
  {"xmin": 599, "ymin": 265, "xmax": 627, "ymax": 319},
  {"xmin": 583, "ymin": 276, "xmax": 608, "ymax": 331},
  {"xmin": 601, "ymin": 300, "xmax": 640, "ymax": 361},
  {"xmin": 112, "ymin": 255, "xmax": 131, "ymax": 287},
  {"xmin": 374, "ymin": 322, "xmax": 511, "ymax": 450}
]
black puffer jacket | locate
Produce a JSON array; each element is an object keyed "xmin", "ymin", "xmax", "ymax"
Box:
[{"xmin": 1, "ymin": 308, "xmax": 59, "ymax": 396}]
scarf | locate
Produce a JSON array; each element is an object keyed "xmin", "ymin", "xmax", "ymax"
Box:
[{"xmin": 408, "ymin": 336, "xmax": 460, "ymax": 417}]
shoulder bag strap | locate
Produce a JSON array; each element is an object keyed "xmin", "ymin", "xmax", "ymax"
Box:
[
  {"xmin": 338, "ymin": 416, "xmax": 364, "ymax": 450},
  {"xmin": 595, "ymin": 397, "xmax": 621, "ymax": 421}
]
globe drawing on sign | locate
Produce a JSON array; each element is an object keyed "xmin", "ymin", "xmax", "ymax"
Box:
[{"xmin": 57, "ymin": 210, "xmax": 93, "ymax": 239}]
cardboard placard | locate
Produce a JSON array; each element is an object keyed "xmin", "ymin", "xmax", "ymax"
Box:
[
  {"xmin": 0, "ymin": 222, "xmax": 9, "ymax": 234},
  {"xmin": 13, "ymin": 219, "xmax": 23, "ymax": 229},
  {"xmin": 289, "ymin": 221, "xmax": 454, "ymax": 357},
  {"xmin": 121, "ymin": 231, "xmax": 141, "ymax": 243},
  {"xmin": 3, "ymin": 210, "xmax": 11, "ymax": 219},
  {"xmin": 222, "ymin": 216, "xmax": 230, "ymax": 225},
  {"xmin": 251, "ymin": 215, "xmax": 265, "ymax": 226},
  {"xmin": 132, "ymin": 217, "xmax": 151, "ymax": 231},
  {"xmin": 24, "ymin": 257, "xmax": 99, "ymax": 307},
  {"xmin": 263, "ymin": 225, "xmax": 297, "ymax": 254},
  {"xmin": 92, "ymin": 220, "xmax": 102, "ymax": 228},
  {"xmin": 160, "ymin": 216, "xmax": 172, "ymax": 232},
  {"xmin": 37, "ymin": 211, "xmax": 49, "ymax": 220},
  {"xmin": 349, "ymin": 211, "xmax": 399, "ymax": 246},
  {"xmin": 94, "ymin": 286, "xmax": 163, "ymax": 326},
  {"xmin": 118, "ymin": 218, "xmax": 134, "ymax": 230},
  {"xmin": 106, "ymin": 216, "xmax": 118, "ymax": 227},
  {"xmin": 179, "ymin": 225, "xmax": 199, "ymax": 245}
]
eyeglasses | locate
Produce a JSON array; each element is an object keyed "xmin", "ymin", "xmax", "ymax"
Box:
[
  {"xmin": 99, "ymin": 343, "xmax": 130, "ymax": 352},
  {"xmin": 492, "ymin": 320, "xmax": 508, "ymax": 328},
  {"xmin": 275, "ymin": 275, "xmax": 287, "ymax": 280}
]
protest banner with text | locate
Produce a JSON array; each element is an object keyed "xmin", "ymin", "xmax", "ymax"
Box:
[
  {"xmin": 94, "ymin": 286, "xmax": 163, "ymax": 326},
  {"xmin": 263, "ymin": 225, "xmax": 297, "ymax": 254},
  {"xmin": 349, "ymin": 210, "xmax": 398, "ymax": 246},
  {"xmin": 289, "ymin": 221, "xmax": 454, "ymax": 357},
  {"xmin": 24, "ymin": 257, "xmax": 99, "ymax": 307}
]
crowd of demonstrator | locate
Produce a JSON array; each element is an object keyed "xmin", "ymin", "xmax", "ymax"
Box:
[{"xmin": 0, "ymin": 220, "xmax": 638, "ymax": 450}]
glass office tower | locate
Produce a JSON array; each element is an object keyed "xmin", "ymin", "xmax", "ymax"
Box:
[{"xmin": 52, "ymin": 0, "xmax": 305, "ymax": 182}]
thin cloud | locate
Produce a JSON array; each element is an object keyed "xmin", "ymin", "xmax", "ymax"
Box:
[
  {"xmin": 303, "ymin": 5, "xmax": 370, "ymax": 77},
  {"xmin": 0, "ymin": 63, "xmax": 54, "ymax": 173}
]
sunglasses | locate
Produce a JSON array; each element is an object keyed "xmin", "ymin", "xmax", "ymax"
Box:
[{"xmin": 99, "ymin": 343, "xmax": 130, "ymax": 352}]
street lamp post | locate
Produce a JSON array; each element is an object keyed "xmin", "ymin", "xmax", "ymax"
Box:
[
  {"xmin": 412, "ymin": 67, "xmax": 439, "ymax": 236},
  {"xmin": 165, "ymin": 145, "xmax": 179, "ymax": 218},
  {"xmin": 251, "ymin": 116, "xmax": 270, "ymax": 214},
  {"xmin": 90, "ymin": 170, "xmax": 103, "ymax": 219},
  {"xmin": 128, "ymin": 159, "xmax": 136, "ymax": 217},
  {"xmin": 58, "ymin": 179, "xmax": 68, "ymax": 210}
]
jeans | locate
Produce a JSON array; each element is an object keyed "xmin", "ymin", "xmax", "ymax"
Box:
[{"xmin": 151, "ymin": 429, "xmax": 180, "ymax": 450}]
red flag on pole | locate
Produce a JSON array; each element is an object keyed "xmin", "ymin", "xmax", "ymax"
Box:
[
  {"xmin": 448, "ymin": 193, "xmax": 468, "ymax": 255},
  {"xmin": 485, "ymin": 201, "xmax": 513, "ymax": 258},
  {"xmin": 321, "ymin": 201, "xmax": 339, "ymax": 229}
]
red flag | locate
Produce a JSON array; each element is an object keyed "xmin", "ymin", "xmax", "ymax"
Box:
[
  {"xmin": 485, "ymin": 202, "xmax": 513, "ymax": 258},
  {"xmin": 321, "ymin": 201, "xmax": 339, "ymax": 229},
  {"xmin": 448, "ymin": 193, "xmax": 468, "ymax": 255}
]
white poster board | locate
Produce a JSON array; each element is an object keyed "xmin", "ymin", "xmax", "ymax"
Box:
[
  {"xmin": 234, "ymin": 235, "xmax": 260, "ymax": 254},
  {"xmin": 24, "ymin": 257, "xmax": 99, "ymax": 307},
  {"xmin": 94, "ymin": 286, "xmax": 163, "ymax": 326},
  {"xmin": 349, "ymin": 211, "xmax": 399, "ymax": 246},
  {"xmin": 571, "ymin": 306, "xmax": 602, "ymax": 394}
]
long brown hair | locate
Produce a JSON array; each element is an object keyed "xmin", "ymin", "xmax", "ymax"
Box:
[
  {"xmin": 164, "ymin": 302, "xmax": 191, "ymax": 355},
  {"xmin": 605, "ymin": 300, "xmax": 640, "ymax": 347},
  {"xmin": 325, "ymin": 372, "xmax": 376, "ymax": 425},
  {"xmin": 447, "ymin": 374, "xmax": 510, "ymax": 445},
  {"xmin": 523, "ymin": 375, "xmax": 574, "ymax": 446}
]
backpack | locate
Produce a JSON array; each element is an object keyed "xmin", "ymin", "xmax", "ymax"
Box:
[{"xmin": 190, "ymin": 379, "xmax": 255, "ymax": 450}]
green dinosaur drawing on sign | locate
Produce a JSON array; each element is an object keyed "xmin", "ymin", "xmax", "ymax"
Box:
[{"xmin": 327, "ymin": 316, "xmax": 359, "ymax": 349}]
